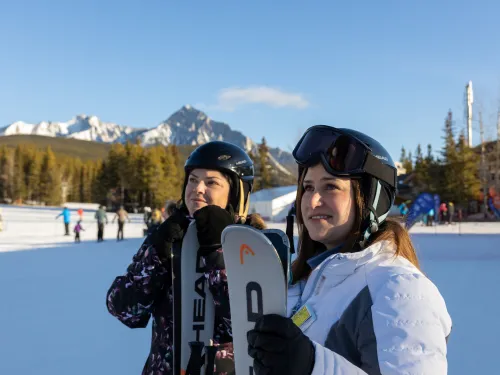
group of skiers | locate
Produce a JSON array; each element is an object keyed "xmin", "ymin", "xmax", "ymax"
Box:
[
  {"xmin": 105, "ymin": 126, "xmax": 452, "ymax": 375},
  {"xmin": 55, "ymin": 205, "xmax": 131, "ymax": 243},
  {"xmin": 422, "ymin": 201, "xmax": 458, "ymax": 226}
]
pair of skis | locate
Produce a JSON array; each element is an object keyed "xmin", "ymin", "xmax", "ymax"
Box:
[{"xmin": 171, "ymin": 222, "xmax": 290, "ymax": 375}]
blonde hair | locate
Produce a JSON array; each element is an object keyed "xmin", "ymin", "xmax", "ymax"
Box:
[{"xmin": 292, "ymin": 167, "xmax": 419, "ymax": 282}]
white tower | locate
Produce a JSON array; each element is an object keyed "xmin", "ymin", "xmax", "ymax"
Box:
[{"xmin": 465, "ymin": 81, "xmax": 474, "ymax": 147}]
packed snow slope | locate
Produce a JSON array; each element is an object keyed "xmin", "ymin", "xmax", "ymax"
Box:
[{"xmin": 0, "ymin": 206, "xmax": 498, "ymax": 374}]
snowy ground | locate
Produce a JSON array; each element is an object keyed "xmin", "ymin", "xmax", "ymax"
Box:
[{"xmin": 0, "ymin": 205, "xmax": 498, "ymax": 374}]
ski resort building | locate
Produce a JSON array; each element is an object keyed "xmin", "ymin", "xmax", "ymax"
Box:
[{"xmin": 248, "ymin": 185, "xmax": 297, "ymax": 222}]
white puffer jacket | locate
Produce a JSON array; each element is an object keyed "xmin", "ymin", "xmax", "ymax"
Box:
[{"xmin": 287, "ymin": 240, "xmax": 452, "ymax": 375}]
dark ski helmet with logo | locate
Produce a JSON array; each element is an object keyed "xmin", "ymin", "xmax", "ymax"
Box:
[{"xmin": 182, "ymin": 141, "xmax": 255, "ymax": 219}]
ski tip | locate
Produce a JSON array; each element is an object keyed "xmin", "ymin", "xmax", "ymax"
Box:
[{"xmin": 221, "ymin": 224, "xmax": 259, "ymax": 243}]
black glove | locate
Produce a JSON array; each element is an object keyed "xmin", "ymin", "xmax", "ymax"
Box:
[
  {"xmin": 150, "ymin": 208, "xmax": 190, "ymax": 263},
  {"xmin": 193, "ymin": 205, "xmax": 235, "ymax": 269},
  {"xmin": 247, "ymin": 314, "xmax": 315, "ymax": 375},
  {"xmin": 193, "ymin": 205, "xmax": 235, "ymax": 252}
]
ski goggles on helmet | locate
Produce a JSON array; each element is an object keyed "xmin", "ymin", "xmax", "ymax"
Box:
[{"xmin": 292, "ymin": 125, "xmax": 397, "ymax": 188}]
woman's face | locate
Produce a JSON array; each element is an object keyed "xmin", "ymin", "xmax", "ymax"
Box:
[
  {"xmin": 300, "ymin": 164, "xmax": 356, "ymax": 249},
  {"xmin": 184, "ymin": 169, "xmax": 231, "ymax": 216}
]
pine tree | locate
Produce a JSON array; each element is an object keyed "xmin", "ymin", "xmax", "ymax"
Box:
[
  {"xmin": 143, "ymin": 147, "xmax": 169, "ymax": 207},
  {"xmin": 248, "ymin": 150, "xmax": 260, "ymax": 191},
  {"xmin": 403, "ymin": 151, "xmax": 413, "ymax": 173},
  {"xmin": 441, "ymin": 110, "xmax": 460, "ymax": 201},
  {"xmin": 0, "ymin": 147, "xmax": 11, "ymax": 200},
  {"xmin": 85, "ymin": 162, "xmax": 97, "ymax": 202},
  {"xmin": 162, "ymin": 145, "xmax": 180, "ymax": 200},
  {"xmin": 78, "ymin": 165, "xmax": 86, "ymax": 202},
  {"xmin": 39, "ymin": 147, "xmax": 61, "ymax": 205},
  {"xmin": 92, "ymin": 160, "xmax": 108, "ymax": 204},
  {"xmin": 399, "ymin": 147, "xmax": 407, "ymax": 164},
  {"xmin": 258, "ymin": 137, "xmax": 272, "ymax": 189},
  {"xmin": 12, "ymin": 145, "xmax": 26, "ymax": 202},
  {"xmin": 169, "ymin": 145, "xmax": 183, "ymax": 198},
  {"xmin": 426, "ymin": 144, "xmax": 433, "ymax": 163},
  {"xmin": 455, "ymin": 132, "xmax": 480, "ymax": 204},
  {"xmin": 24, "ymin": 149, "xmax": 41, "ymax": 202},
  {"xmin": 413, "ymin": 144, "xmax": 428, "ymax": 192}
]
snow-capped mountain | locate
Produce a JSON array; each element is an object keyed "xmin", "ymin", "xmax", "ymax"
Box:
[
  {"xmin": 0, "ymin": 105, "xmax": 296, "ymax": 175},
  {"xmin": 138, "ymin": 105, "xmax": 254, "ymax": 150},
  {"xmin": 0, "ymin": 115, "xmax": 145, "ymax": 143}
]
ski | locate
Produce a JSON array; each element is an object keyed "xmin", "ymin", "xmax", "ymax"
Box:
[
  {"xmin": 222, "ymin": 225, "xmax": 289, "ymax": 375},
  {"xmin": 171, "ymin": 233, "xmax": 182, "ymax": 375},
  {"xmin": 172, "ymin": 221, "xmax": 215, "ymax": 375}
]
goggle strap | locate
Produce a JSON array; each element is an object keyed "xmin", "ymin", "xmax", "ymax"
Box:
[{"xmin": 364, "ymin": 153, "xmax": 397, "ymax": 188}]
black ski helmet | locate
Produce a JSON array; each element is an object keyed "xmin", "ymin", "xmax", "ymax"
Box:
[{"xmin": 182, "ymin": 141, "xmax": 255, "ymax": 219}]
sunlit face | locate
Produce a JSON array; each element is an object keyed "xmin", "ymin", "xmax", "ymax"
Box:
[
  {"xmin": 184, "ymin": 169, "xmax": 231, "ymax": 216},
  {"xmin": 300, "ymin": 164, "xmax": 356, "ymax": 249}
]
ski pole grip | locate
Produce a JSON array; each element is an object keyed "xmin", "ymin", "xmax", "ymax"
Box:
[{"xmin": 204, "ymin": 345, "xmax": 217, "ymax": 375}]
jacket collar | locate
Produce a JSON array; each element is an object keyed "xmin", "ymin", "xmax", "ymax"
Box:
[{"xmin": 312, "ymin": 240, "xmax": 395, "ymax": 276}]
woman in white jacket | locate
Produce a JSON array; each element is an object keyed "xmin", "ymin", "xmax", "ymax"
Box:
[{"xmin": 247, "ymin": 125, "xmax": 452, "ymax": 375}]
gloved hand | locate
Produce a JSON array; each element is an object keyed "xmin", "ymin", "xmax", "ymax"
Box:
[
  {"xmin": 193, "ymin": 205, "xmax": 235, "ymax": 269},
  {"xmin": 247, "ymin": 314, "xmax": 315, "ymax": 375},
  {"xmin": 193, "ymin": 205, "xmax": 235, "ymax": 252},
  {"xmin": 150, "ymin": 208, "xmax": 190, "ymax": 263}
]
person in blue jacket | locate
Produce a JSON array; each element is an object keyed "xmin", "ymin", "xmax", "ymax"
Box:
[
  {"xmin": 247, "ymin": 125, "xmax": 452, "ymax": 375},
  {"xmin": 55, "ymin": 206, "xmax": 71, "ymax": 236}
]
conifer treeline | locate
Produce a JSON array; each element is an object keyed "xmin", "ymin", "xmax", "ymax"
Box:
[
  {"xmin": 0, "ymin": 143, "xmax": 184, "ymax": 208},
  {"xmin": 399, "ymin": 110, "xmax": 481, "ymax": 205}
]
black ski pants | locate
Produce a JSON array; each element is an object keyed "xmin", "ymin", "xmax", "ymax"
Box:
[
  {"xmin": 97, "ymin": 223, "xmax": 105, "ymax": 242},
  {"xmin": 117, "ymin": 221, "xmax": 124, "ymax": 241}
]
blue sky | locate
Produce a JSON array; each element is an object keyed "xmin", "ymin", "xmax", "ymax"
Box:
[{"xmin": 2, "ymin": 0, "xmax": 500, "ymax": 161}]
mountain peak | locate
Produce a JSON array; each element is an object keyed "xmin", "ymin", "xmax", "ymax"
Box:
[{"xmin": 0, "ymin": 106, "xmax": 296, "ymax": 175}]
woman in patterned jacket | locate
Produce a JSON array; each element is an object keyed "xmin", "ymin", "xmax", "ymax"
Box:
[{"xmin": 106, "ymin": 141, "xmax": 264, "ymax": 375}]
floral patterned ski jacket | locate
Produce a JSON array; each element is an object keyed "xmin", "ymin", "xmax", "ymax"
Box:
[{"xmin": 106, "ymin": 214, "xmax": 265, "ymax": 375}]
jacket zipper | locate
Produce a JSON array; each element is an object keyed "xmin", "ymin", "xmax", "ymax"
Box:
[{"xmin": 291, "ymin": 254, "xmax": 341, "ymax": 315}]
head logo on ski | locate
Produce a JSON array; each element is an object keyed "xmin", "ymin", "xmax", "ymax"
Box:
[{"xmin": 240, "ymin": 244, "xmax": 255, "ymax": 264}]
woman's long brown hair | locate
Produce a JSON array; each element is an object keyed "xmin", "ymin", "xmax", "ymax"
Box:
[{"xmin": 291, "ymin": 167, "xmax": 420, "ymax": 283}]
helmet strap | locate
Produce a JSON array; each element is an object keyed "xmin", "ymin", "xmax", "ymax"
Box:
[
  {"xmin": 359, "ymin": 179, "xmax": 386, "ymax": 248},
  {"xmin": 238, "ymin": 179, "xmax": 250, "ymax": 220}
]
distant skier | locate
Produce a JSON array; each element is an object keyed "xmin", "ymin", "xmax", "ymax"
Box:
[
  {"xmin": 427, "ymin": 208, "xmax": 435, "ymax": 226},
  {"xmin": 448, "ymin": 201, "xmax": 455, "ymax": 224},
  {"xmin": 398, "ymin": 201, "xmax": 409, "ymax": 216},
  {"xmin": 74, "ymin": 220, "xmax": 85, "ymax": 243},
  {"xmin": 147, "ymin": 207, "xmax": 163, "ymax": 234},
  {"xmin": 106, "ymin": 141, "xmax": 265, "ymax": 375},
  {"xmin": 55, "ymin": 206, "xmax": 71, "ymax": 236},
  {"xmin": 77, "ymin": 208, "xmax": 84, "ymax": 221},
  {"xmin": 112, "ymin": 206, "xmax": 131, "ymax": 241},
  {"xmin": 439, "ymin": 202, "xmax": 448, "ymax": 223},
  {"xmin": 143, "ymin": 206, "xmax": 152, "ymax": 235},
  {"xmin": 151, "ymin": 207, "xmax": 162, "ymax": 225},
  {"xmin": 95, "ymin": 205, "xmax": 108, "ymax": 242}
]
